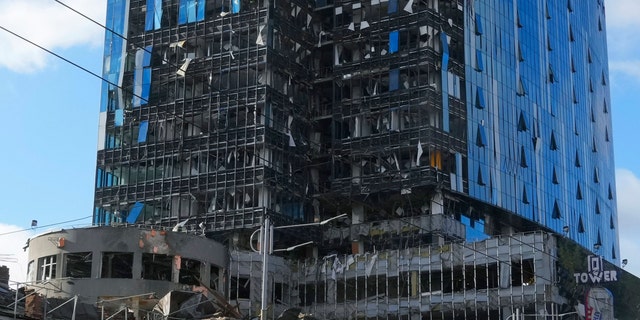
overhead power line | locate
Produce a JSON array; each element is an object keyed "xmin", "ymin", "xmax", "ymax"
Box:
[
  {"xmin": 0, "ymin": 215, "xmax": 92, "ymax": 237},
  {"xmin": 0, "ymin": 24, "xmax": 148, "ymax": 104}
]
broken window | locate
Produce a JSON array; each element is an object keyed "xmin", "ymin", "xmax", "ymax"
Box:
[
  {"xmin": 274, "ymin": 282, "xmax": 289, "ymax": 304},
  {"xmin": 178, "ymin": 0, "xmax": 205, "ymax": 24},
  {"xmin": 37, "ymin": 255, "xmax": 57, "ymax": 281},
  {"xmin": 299, "ymin": 283, "xmax": 326, "ymax": 306},
  {"xmin": 145, "ymin": 0, "xmax": 163, "ymax": 31},
  {"xmin": 65, "ymin": 252, "xmax": 92, "ymax": 278},
  {"xmin": 210, "ymin": 265, "xmax": 220, "ymax": 291},
  {"xmin": 142, "ymin": 253, "xmax": 172, "ymax": 281},
  {"xmin": 133, "ymin": 46, "xmax": 152, "ymax": 107},
  {"xmin": 511, "ymin": 258, "xmax": 535, "ymax": 286},
  {"xmin": 101, "ymin": 252, "xmax": 133, "ymax": 279},
  {"xmin": 179, "ymin": 257, "xmax": 202, "ymax": 285},
  {"xmin": 230, "ymin": 276, "xmax": 251, "ymax": 299}
]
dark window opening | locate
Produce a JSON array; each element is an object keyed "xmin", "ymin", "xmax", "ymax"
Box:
[
  {"xmin": 552, "ymin": 200, "xmax": 561, "ymax": 219},
  {"xmin": 101, "ymin": 252, "xmax": 133, "ymax": 279},
  {"xmin": 210, "ymin": 265, "xmax": 220, "ymax": 291},
  {"xmin": 65, "ymin": 252, "xmax": 92, "ymax": 278},
  {"xmin": 478, "ymin": 166, "xmax": 485, "ymax": 186},
  {"xmin": 569, "ymin": 25, "xmax": 575, "ymax": 41},
  {"xmin": 230, "ymin": 276, "xmax": 251, "ymax": 299},
  {"xmin": 610, "ymin": 215, "xmax": 615, "ymax": 229},
  {"xmin": 299, "ymin": 283, "xmax": 326, "ymax": 306},
  {"xmin": 518, "ymin": 111, "xmax": 528, "ymax": 131},
  {"xmin": 142, "ymin": 253, "xmax": 172, "ymax": 281},
  {"xmin": 274, "ymin": 282, "xmax": 289, "ymax": 304},
  {"xmin": 512, "ymin": 259, "xmax": 535, "ymax": 286},
  {"xmin": 520, "ymin": 146, "xmax": 528, "ymax": 168},
  {"xmin": 473, "ymin": 263, "xmax": 499, "ymax": 290},
  {"xmin": 577, "ymin": 183, "xmax": 583, "ymax": 200},
  {"xmin": 179, "ymin": 257, "xmax": 201, "ymax": 285},
  {"xmin": 578, "ymin": 216, "xmax": 585, "ymax": 233}
]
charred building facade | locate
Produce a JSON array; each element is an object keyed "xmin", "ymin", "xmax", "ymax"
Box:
[{"xmin": 88, "ymin": 0, "xmax": 619, "ymax": 318}]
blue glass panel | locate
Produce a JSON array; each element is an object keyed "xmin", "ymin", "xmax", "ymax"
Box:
[
  {"xmin": 142, "ymin": 46, "xmax": 152, "ymax": 66},
  {"xmin": 388, "ymin": 0, "xmax": 398, "ymax": 13},
  {"xmin": 197, "ymin": 0, "xmax": 205, "ymax": 21},
  {"xmin": 154, "ymin": 0, "xmax": 163, "ymax": 29},
  {"xmin": 440, "ymin": 31, "xmax": 449, "ymax": 132},
  {"xmin": 389, "ymin": 31, "xmax": 399, "ymax": 53},
  {"xmin": 145, "ymin": 0, "xmax": 155, "ymax": 31},
  {"xmin": 187, "ymin": 0, "xmax": 196, "ymax": 22},
  {"xmin": 440, "ymin": 32, "xmax": 449, "ymax": 63},
  {"xmin": 96, "ymin": 168, "xmax": 104, "ymax": 188},
  {"xmin": 141, "ymin": 68, "xmax": 152, "ymax": 104},
  {"xmin": 126, "ymin": 202, "xmax": 145, "ymax": 224},
  {"xmin": 100, "ymin": 0, "xmax": 127, "ymax": 113},
  {"xmin": 476, "ymin": 87, "xmax": 485, "ymax": 109},
  {"xmin": 106, "ymin": 172, "xmax": 114, "ymax": 187},
  {"xmin": 389, "ymin": 69, "xmax": 399, "ymax": 91},
  {"xmin": 107, "ymin": 135, "xmax": 116, "ymax": 149},
  {"xmin": 115, "ymin": 109, "xmax": 124, "ymax": 126},
  {"xmin": 232, "ymin": 0, "xmax": 240, "ymax": 14},
  {"xmin": 475, "ymin": 13, "xmax": 483, "ymax": 35},
  {"xmin": 476, "ymin": 49, "xmax": 483, "ymax": 71},
  {"xmin": 138, "ymin": 121, "xmax": 149, "ymax": 143},
  {"xmin": 94, "ymin": 207, "xmax": 101, "ymax": 225},
  {"xmin": 133, "ymin": 68, "xmax": 142, "ymax": 107},
  {"xmin": 100, "ymin": 82, "xmax": 108, "ymax": 112},
  {"xmin": 178, "ymin": 0, "xmax": 188, "ymax": 24},
  {"xmin": 476, "ymin": 125, "xmax": 487, "ymax": 147}
]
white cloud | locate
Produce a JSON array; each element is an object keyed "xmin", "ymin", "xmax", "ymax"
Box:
[
  {"xmin": 606, "ymin": 1, "xmax": 640, "ymax": 86},
  {"xmin": 615, "ymin": 169, "xmax": 640, "ymax": 277},
  {"xmin": 605, "ymin": 0, "xmax": 640, "ymax": 29},
  {"xmin": 0, "ymin": 224, "xmax": 33, "ymax": 284},
  {"xmin": 0, "ymin": 0, "xmax": 107, "ymax": 73},
  {"xmin": 609, "ymin": 60, "xmax": 640, "ymax": 85}
]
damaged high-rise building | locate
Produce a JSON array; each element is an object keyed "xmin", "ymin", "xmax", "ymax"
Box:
[{"xmin": 20, "ymin": 0, "xmax": 630, "ymax": 319}]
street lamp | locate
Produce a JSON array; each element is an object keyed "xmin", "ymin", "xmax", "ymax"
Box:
[{"xmin": 254, "ymin": 214, "xmax": 347, "ymax": 320}]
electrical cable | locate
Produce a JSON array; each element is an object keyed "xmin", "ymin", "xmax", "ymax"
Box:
[
  {"xmin": 0, "ymin": 25, "xmax": 148, "ymax": 105},
  {"xmin": 0, "ymin": 216, "xmax": 92, "ymax": 237}
]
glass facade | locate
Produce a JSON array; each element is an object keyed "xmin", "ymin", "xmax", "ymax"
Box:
[
  {"xmin": 94, "ymin": 0, "xmax": 618, "ymax": 263},
  {"xmin": 465, "ymin": 0, "xmax": 618, "ymax": 262}
]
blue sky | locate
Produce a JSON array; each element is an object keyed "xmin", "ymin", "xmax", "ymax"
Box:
[{"xmin": 1, "ymin": 0, "xmax": 640, "ymax": 282}]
